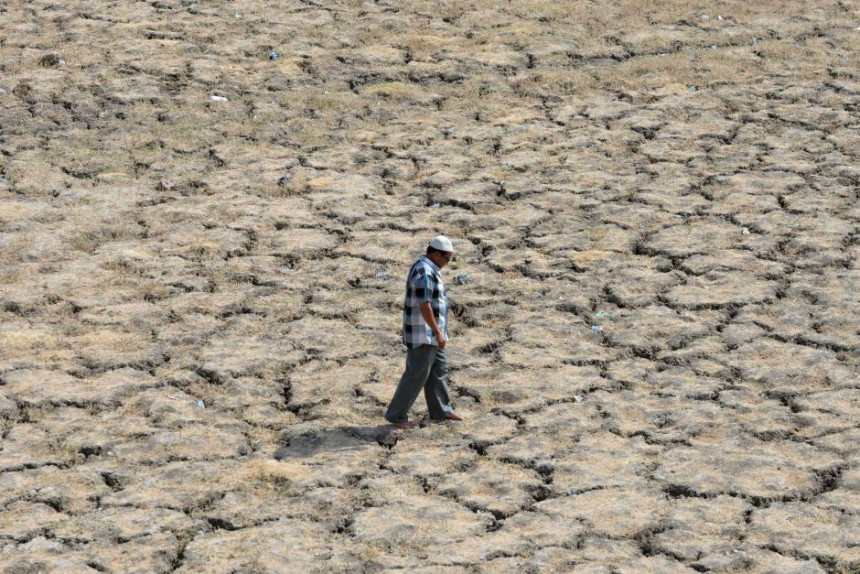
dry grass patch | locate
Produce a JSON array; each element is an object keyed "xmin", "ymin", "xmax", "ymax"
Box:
[
  {"xmin": 363, "ymin": 81, "xmax": 438, "ymax": 104},
  {"xmin": 0, "ymin": 326, "xmax": 68, "ymax": 363},
  {"xmin": 239, "ymin": 458, "xmax": 315, "ymax": 494}
]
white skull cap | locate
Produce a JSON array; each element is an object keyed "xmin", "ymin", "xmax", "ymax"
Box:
[{"xmin": 429, "ymin": 235, "xmax": 454, "ymax": 252}]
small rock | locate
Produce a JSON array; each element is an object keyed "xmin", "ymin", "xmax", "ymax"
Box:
[
  {"xmin": 0, "ymin": 88, "xmax": 6, "ymax": 98},
  {"xmin": 573, "ymin": 395, "xmax": 583, "ymax": 403},
  {"xmin": 0, "ymin": 178, "xmax": 9, "ymax": 186},
  {"xmin": 39, "ymin": 52, "xmax": 63, "ymax": 67},
  {"xmin": 210, "ymin": 95, "xmax": 228, "ymax": 102},
  {"xmin": 742, "ymin": 227, "xmax": 750, "ymax": 235},
  {"xmin": 688, "ymin": 86, "xmax": 697, "ymax": 92},
  {"xmin": 701, "ymin": 14, "xmax": 709, "ymax": 20},
  {"xmin": 157, "ymin": 179, "xmax": 175, "ymax": 191},
  {"xmin": 711, "ymin": 45, "xmax": 718, "ymax": 50},
  {"xmin": 375, "ymin": 270, "xmax": 394, "ymax": 280},
  {"xmin": 277, "ymin": 175, "xmax": 291, "ymax": 186}
]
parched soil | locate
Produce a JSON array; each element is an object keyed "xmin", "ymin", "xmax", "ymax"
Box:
[{"xmin": 0, "ymin": 1, "xmax": 858, "ymax": 572}]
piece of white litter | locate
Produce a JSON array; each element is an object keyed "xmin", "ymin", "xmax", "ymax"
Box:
[
  {"xmin": 197, "ymin": 400, "xmax": 205, "ymax": 408},
  {"xmin": 742, "ymin": 227, "xmax": 750, "ymax": 235},
  {"xmin": 210, "ymin": 95, "xmax": 228, "ymax": 102},
  {"xmin": 280, "ymin": 266, "xmax": 294, "ymax": 274},
  {"xmin": 574, "ymin": 395, "xmax": 583, "ymax": 403},
  {"xmin": 591, "ymin": 325, "xmax": 603, "ymax": 334},
  {"xmin": 375, "ymin": 270, "xmax": 394, "ymax": 280},
  {"xmin": 718, "ymin": 15, "xmax": 723, "ymax": 21},
  {"xmin": 430, "ymin": 203, "xmax": 441, "ymax": 208}
]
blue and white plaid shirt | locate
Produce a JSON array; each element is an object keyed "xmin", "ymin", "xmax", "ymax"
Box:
[{"xmin": 402, "ymin": 255, "xmax": 448, "ymax": 348}]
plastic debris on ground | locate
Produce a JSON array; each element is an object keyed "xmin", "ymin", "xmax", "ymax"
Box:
[
  {"xmin": 280, "ymin": 266, "xmax": 294, "ymax": 274},
  {"xmin": 375, "ymin": 269, "xmax": 394, "ymax": 280},
  {"xmin": 429, "ymin": 203, "xmax": 441, "ymax": 208},
  {"xmin": 210, "ymin": 95, "xmax": 228, "ymax": 102},
  {"xmin": 573, "ymin": 395, "xmax": 583, "ymax": 403},
  {"xmin": 269, "ymin": 51, "xmax": 279, "ymax": 60},
  {"xmin": 591, "ymin": 325, "xmax": 603, "ymax": 334},
  {"xmin": 454, "ymin": 273, "xmax": 472, "ymax": 285},
  {"xmin": 0, "ymin": 179, "xmax": 9, "ymax": 185},
  {"xmin": 197, "ymin": 400, "xmax": 205, "ymax": 408},
  {"xmin": 742, "ymin": 227, "xmax": 750, "ymax": 235},
  {"xmin": 596, "ymin": 311, "xmax": 616, "ymax": 321}
]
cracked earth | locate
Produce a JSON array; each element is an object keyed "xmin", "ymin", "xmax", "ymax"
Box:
[{"xmin": 0, "ymin": 1, "xmax": 858, "ymax": 572}]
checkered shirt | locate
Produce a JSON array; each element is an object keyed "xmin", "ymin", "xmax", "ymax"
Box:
[{"xmin": 402, "ymin": 255, "xmax": 448, "ymax": 348}]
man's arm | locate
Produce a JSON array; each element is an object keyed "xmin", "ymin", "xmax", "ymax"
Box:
[{"xmin": 418, "ymin": 302, "xmax": 446, "ymax": 349}]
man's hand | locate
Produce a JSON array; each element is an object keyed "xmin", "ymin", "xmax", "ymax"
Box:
[{"xmin": 419, "ymin": 302, "xmax": 447, "ymax": 349}]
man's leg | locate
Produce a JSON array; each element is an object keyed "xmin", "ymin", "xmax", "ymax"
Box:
[
  {"xmin": 385, "ymin": 345, "xmax": 436, "ymax": 424},
  {"xmin": 424, "ymin": 348, "xmax": 455, "ymax": 420}
]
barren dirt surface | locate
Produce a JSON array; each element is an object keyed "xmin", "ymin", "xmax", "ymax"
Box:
[{"xmin": 1, "ymin": 1, "xmax": 858, "ymax": 572}]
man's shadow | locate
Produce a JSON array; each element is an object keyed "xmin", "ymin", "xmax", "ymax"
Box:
[{"xmin": 273, "ymin": 423, "xmax": 402, "ymax": 460}]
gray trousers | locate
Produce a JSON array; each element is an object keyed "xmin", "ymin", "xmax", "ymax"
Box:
[{"xmin": 385, "ymin": 345, "xmax": 453, "ymax": 423}]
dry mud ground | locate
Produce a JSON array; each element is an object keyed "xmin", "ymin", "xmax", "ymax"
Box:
[{"xmin": 0, "ymin": 0, "xmax": 858, "ymax": 572}]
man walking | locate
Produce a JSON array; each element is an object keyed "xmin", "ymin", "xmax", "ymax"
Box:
[{"xmin": 385, "ymin": 236, "xmax": 463, "ymax": 429}]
